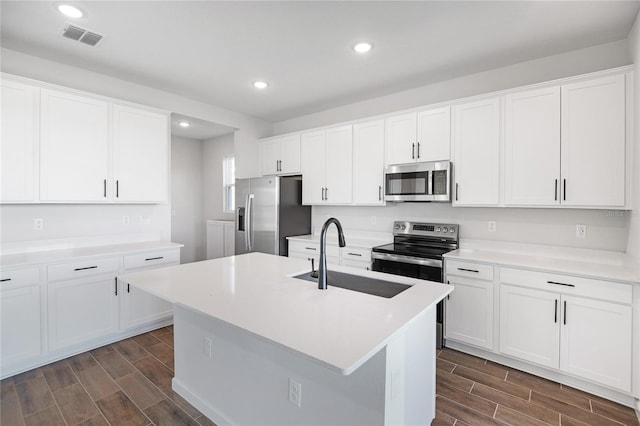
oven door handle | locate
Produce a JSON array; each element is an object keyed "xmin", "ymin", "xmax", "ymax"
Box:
[{"xmin": 371, "ymin": 252, "xmax": 442, "ymax": 268}]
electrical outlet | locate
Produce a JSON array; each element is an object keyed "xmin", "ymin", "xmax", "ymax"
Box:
[
  {"xmin": 122, "ymin": 216, "xmax": 130, "ymax": 225},
  {"xmin": 576, "ymin": 224, "xmax": 587, "ymax": 238},
  {"xmin": 288, "ymin": 378, "xmax": 302, "ymax": 407},
  {"xmin": 203, "ymin": 337, "xmax": 212, "ymax": 358},
  {"xmin": 488, "ymin": 221, "xmax": 496, "ymax": 232},
  {"xmin": 33, "ymin": 218, "xmax": 43, "ymax": 231}
]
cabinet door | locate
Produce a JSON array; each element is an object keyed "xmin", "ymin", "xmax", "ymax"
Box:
[
  {"xmin": 445, "ymin": 275, "xmax": 493, "ymax": 349},
  {"xmin": 325, "ymin": 125, "xmax": 353, "ymax": 204},
  {"xmin": 505, "ymin": 87, "xmax": 561, "ymax": 206},
  {"xmin": 1, "ymin": 283, "xmax": 42, "ymax": 365},
  {"xmin": 499, "ymin": 285, "xmax": 559, "ymax": 369},
  {"xmin": 113, "ymin": 105, "xmax": 169, "ymax": 202},
  {"xmin": 353, "ymin": 120, "xmax": 385, "ymax": 205},
  {"xmin": 385, "ymin": 113, "xmax": 417, "ymax": 166},
  {"xmin": 417, "ymin": 107, "xmax": 451, "ymax": 162},
  {"xmin": 279, "ymin": 134, "xmax": 301, "ymax": 174},
  {"xmin": 452, "ymin": 97, "xmax": 500, "ymax": 205},
  {"xmin": 1, "ymin": 80, "xmax": 38, "ymax": 202},
  {"xmin": 561, "ymin": 75, "xmax": 625, "ymax": 207},
  {"xmin": 121, "ymin": 278, "xmax": 173, "ymax": 330},
  {"xmin": 260, "ymin": 139, "xmax": 280, "ymax": 176},
  {"xmin": 560, "ymin": 296, "xmax": 632, "ymax": 391},
  {"xmin": 48, "ymin": 276, "xmax": 119, "ymax": 351},
  {"xmin": 40, "ymin": 89, "xmax": 109, "ymax": 202},
  {"xmin": 301, "ymin": 131, "xmax": 326, "ymax": 204}
]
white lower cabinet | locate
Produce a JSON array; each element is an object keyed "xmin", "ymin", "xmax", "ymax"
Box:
[
  {"xmin": 445, "ymin": 261, "xmax": 494, "ymax": 350},
  {"xmin": 0, "ymin": 267, "xmax": 43, "ymax": 368},
  {"xmin": 288, "ymin": 240, "xmax": 371, "ymax": 270},
  {"xmin": 48, "ymin": 274, "xmax": 119, "ymax": 351},
  {"xmin": 499, "ymin": 268, "xmax": 632, "ymax": 392}
]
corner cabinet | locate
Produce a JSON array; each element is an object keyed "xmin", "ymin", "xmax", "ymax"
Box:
[
  {"xmin": 301, "ymin": 125, "xmax": 353, "ymax": 205},
  {"xmin": 259, "ymin": 134, "xmax": 301, "ymax": 176},
  {"xmin": 353, "ymin": 120, "xmax": 385, "ymax": 205},
  {"xmin": 112, "ymin": 105, "xmax": 169, "ymax": 202},
  {"xmin": 0, "ymin": 79, "xmax": 39, "ymax": 203},
  {"xmin": 452, "ymin": 97, "xmax": 500, "ymax": 206}
]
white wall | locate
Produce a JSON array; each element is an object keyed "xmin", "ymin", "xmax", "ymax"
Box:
[
  {"xmin": 202, "ymin": 134, "xmax": 236, "ymax": 222},
  {"xmin": 171, "ymin": 136, "xmax": 205, "ymax": 263},
  {"xmin": 627, "ymin": 11, "xmax": 640, "ymax": 259}
]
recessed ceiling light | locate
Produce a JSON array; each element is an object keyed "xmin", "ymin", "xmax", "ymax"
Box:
[
  {"xmin": 253, "ymin": 81, "xmax": 268, "ymax": 89},
  {"xmin": 353, "ymin": 42, "xmax": 373, "ymax": 54},
  {"xmin": 57, "ymin": 4, "xmax": 84, "ymax": 18},
  {"xmin": 178, "ymin": 121, "xmax": 190, "ymax": 128}
]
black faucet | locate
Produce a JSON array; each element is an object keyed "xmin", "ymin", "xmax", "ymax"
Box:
[{"xmin": 318, "ymin": 217, "xmax": 346, "ymax": 290}]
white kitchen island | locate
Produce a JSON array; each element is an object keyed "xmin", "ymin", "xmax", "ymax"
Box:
[{"xmin": 119, "ymin": 252, "xmax": 452, "ymax": 426}]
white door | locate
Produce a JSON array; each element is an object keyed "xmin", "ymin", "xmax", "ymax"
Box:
[
  {"xmin": 385, "ymin": 113, "xmax": 417, "ymax": 166},
  {"xmin": 40, "ymin": 89, "xmax": 109, "ymax": 202},
  {"xmin": 260, "ymin": 139, "xmax": 280, "ymax": 176},
  {"xmin": 452, "ymin": 97, "xmax": 500, "ymax": 205},
  {"xmin": 445, "ymin": 275, "xmax": 493, "ymax": 350},
  {"xmin": 0, "ymin": 283, "xmax": 42, "ymax": 365},
  {"xmin": 301, "ymin": 130, "xmax": 326, "ymax": 204},
  {"xmin": 121, "ymin": 279, "xmax": 173, "ymax": 330},
  {"xmin": 353, "ymin": 120, "xmax": 385, "ymax": 205},
  {"xmin": 499, "ymin": 285, "xmax": 560, "ymax": 369},
  {"xmin": 325, "ymin": 125, "xmax": 353, "ymax": 204},
  {"xmin": 416, "ymin": 107, "xmax": 451, "ymax": 162},
  {"xmin": 48, "ymin": 276, "xmax": 119, "ymax": 351},
  {"xmin": 505, "ymin": 87, "xmax": 561, "ymax": 206},
  {"xmin": 561, "ymin": 75, "xmax": 625, "ymax": 207},
  {"xmin": 279, "ymin": 134, "xmax": 301, "ymax": 174},
  {"xmin": 1, "ymin": 80, "xmax": 38, "ymax": 202},
  {"xmin": 113, "ymin": 105, "xmax": 169, "ymax": 202},
  {"xmin": 560, "ymin": 295, "xmax": 632, "ymax": 391}
]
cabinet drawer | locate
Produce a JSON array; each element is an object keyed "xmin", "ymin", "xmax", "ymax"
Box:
[
  {"xmin": 48, "ymin": 257, "xmax": 118, "ymax": 282},
  {"xmin": 341, "ymin": 246, "xmax": 371, "ymax": 262},
  {"xmin": 124, "ymin": 249, "xmax": 180, "ymax": 271},
  {"xmin": 288, "ymin": 241, "xmax": 339, "ymax": 258},
  {"xmin": 500, "ymin": 267, "xmax": 632, "ymax": 305},
  {"xmin": 0, "ymin": 267, "xmax": 40, "ymax": 286},
  {"xmin": 446, "ymin": 260, "xmax": 494, "ymax": 281}
]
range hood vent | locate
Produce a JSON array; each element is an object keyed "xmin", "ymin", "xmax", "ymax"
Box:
[{"xmin": 62, "ymin": 24, "xmax": 103, "ymax": 46}]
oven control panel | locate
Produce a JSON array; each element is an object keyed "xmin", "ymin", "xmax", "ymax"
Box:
[{"xmin": 393, "ymin": 221, "xmax": 458, "ymax": 240}]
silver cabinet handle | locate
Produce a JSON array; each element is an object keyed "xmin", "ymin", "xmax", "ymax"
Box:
[
  {"xmin": 116, "ymin": 180, "xmax": 120, "ymax": 198},
  {"xmin": 547, "ymin": 280, "xmax": 575, "ymax": 288},
  {"xmin": 554, "ymin": 179, "xmax": 558, "ymax": 201},
  {"xmin": 457, "ymin": 267, "xmax": 478, "ymax": 273},
  {"xmin": 456, "ymin": 183, "xmax": 459, "ymax": 201},
  {"xmin": 378, "ymin": 185, "xmax": 382, "ymax": 201},
  {"xmin": 114, "ymin": 277, "xmax": 118, "ymax": 296},
  {"xmin": 103, "ymin": 179, "xmax": 107, "ymax": 198},
  {"xmin": 145, "ymin": 256, "xmax": 164, "ymax": 261},
  {"xmin": 554, "ymin": 299, "xmax": 558, "ymax": 323},
  {"xmin": 563, "ymin": 300, "xmax": 567, "ymax": 325},
  {"xmin": 305, "ymin": 247, "xmax": 317, "ymax": 251},
  {"xmin": 411, "ymin": 143, "xmax": 415, "ymax": 159},
  {"xmin": 563, "ymin": 179, "xmax": 567, "ymax": 201},
  {"xmin": 0, "ymin": 278, "xmax": 11, "ymax": 282},
  {"xmin": 416, "ymin": 142, "xmax": 420, "ymax": 159},
  {"xmin": 75, "ymin": 266, "xmax": 98, "ymax": 271},
  {"xmin": 325, "ymin": 187, "xmax": 328, "ymax": 200},
  {"xmin": 347, "ymin": 252, "xmax": 362, "ymax": 257}
]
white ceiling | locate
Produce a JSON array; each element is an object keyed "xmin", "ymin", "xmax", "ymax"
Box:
[
  {"xmin": 1, "ymin": 1, "xmax": 638, "ymax": 124},
  {"xmin": 171, "ymin": 113, "xmax": 235, "ymax": 140}
]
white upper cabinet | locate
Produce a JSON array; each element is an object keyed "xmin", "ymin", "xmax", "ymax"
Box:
[
  {"xmin": 259, "ymin": 134, "xmax": 301, "ymax": 176},
  {"xmin": 112, "ymin": 104, "xmax": 169, "ymax": 202},
  {"xmin": 1, "ymin": 79, "xmax": 39, "ymax": 203},
  {"xmin": 353, "ymin": 120, "xmax": 385, "ymax": 205},
  {"xmin": 560, "ymin": 75, "xmax": 625, "ymax": 207},
  {"xmin": 452, "ymin": 97, "xmax": 500, "ymax": 206},
  {"xmin": 505, "ymin": 87, "xmax": 561, "ymax": 206},
  {"xmin": 40, "ymin": 89, "xmax": 110, "ymax": 202},
  {"xmin": 385, "ymin": 107, "xmax": 451, "ymax": 166},
  {"xmin": 301, "ymin": 126, "xmax": 353, "ymax": 205}
]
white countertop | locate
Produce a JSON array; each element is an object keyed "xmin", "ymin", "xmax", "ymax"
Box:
[
  {"xmin": 287, "ymin": 234, "xmax": 391, "ymax": 249},
  {"xmin": 119, "ymin": 252, "xmax": 451, "ymax": 375},
  {"xmin": 445, "ymin": 244, "xmax": 640, "ymax": 284},
  {"xmin": 1, "ymin": 240, "xmax": 183, "ymax": 268}
]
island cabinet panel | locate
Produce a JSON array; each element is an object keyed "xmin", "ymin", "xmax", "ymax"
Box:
[
  {"xmin": 0, "ymin": 267, "xmax": 43, "ymax": 368},
  {"xmin": 353, "ymin": 120, "xmax": 385, "ymax": 205},
  {"xmin": 39, "ymin": 89, "xmax": 110, "ymax": 202},
  {"xmin": 287, "ymin": 240, "xmax": 339, "ymax": 267},
  {"xmin": 0, "ymin": 79, "xmax": 39, "ymax": 203},
  {"xmin": 444, "ymin": 261, "xmax": 494, "ymax": 350},
  {"xmin": 452, "ymin": 97, "xmax": 500, "ymax": 206},
  {"xmin": 112, "ymin": 104, "xmax": 169, "ymax": 202}
]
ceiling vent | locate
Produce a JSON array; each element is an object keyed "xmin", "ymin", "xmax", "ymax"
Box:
[{"xmin": 62, "ymin": 24, "xmax": 103, "ymax": 46}]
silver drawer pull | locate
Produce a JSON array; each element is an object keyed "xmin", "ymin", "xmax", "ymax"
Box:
[
  {"xmin": 75, "ymin": 266, "xmax": 98, "ymax": 271},
  {"xmin": 347, "ymin": 253, "xmax": 362, "ymax": 257},
  {"xmin": 305, "ymin": 247, "xmax": 317, "ymax": 251},
  {"xmin": 145, "ymin": 256, "xmax": 164, "ymax": 261},
  {"xmin": 547, "ymin": 280, "xmax": 575, "ymax": 288},
  {"xmin": 0, "ymin": 278, "xmax": 11, "ymax": 282},
  {"xmin": 457, "ymin": 267, "xmax": 479, "ymax": 273}
]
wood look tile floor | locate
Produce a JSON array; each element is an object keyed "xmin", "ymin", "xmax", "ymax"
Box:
[{"xmin": 2, "ymin": 329, "xmax": 638, "ymax": 426}]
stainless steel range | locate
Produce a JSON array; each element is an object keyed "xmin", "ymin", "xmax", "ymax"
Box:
[{"xmin": 372, "ymin": 221, "xmax": 459, "ymax": 348}]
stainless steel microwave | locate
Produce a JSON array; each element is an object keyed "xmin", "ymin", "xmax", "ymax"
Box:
[{"xmin": 384, "ymin": 161, "xmax": 451, "ymax": 202}]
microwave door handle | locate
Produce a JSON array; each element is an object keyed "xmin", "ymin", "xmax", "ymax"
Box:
[{"xmin": 427, "ymin": 170, "xmax": 433, "ymax": 196}]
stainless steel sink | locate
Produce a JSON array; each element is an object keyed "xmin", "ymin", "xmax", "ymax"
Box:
[{"xmin": 293, "ymin": 270, "xmax": 411, "ymax": 298}]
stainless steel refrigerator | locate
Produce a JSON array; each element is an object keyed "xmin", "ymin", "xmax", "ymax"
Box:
[{"xmin": 235, "ymin": 175, "xmax": 311, "ymax": 256}]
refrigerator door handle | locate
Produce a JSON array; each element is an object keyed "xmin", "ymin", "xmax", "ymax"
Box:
[{"xmin": 246, "ymin": 194, "xmax": 255, "ymax": 251}]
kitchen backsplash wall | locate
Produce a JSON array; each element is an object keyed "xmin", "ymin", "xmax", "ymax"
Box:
[{"xmin": 312, "ymin": 204, "xmax": 630, "ymax": 252}]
